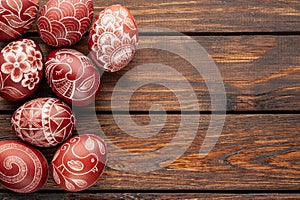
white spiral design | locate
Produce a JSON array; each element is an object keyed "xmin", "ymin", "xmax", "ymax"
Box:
[{"xmin": 0, "ymin": 156, "xmax": 27, "ymax": 184}]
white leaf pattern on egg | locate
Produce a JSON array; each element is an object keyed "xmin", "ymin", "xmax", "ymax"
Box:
[
  {"xmin": 65, "ymin": 179, "xmax": 75, "ymax": 191},
  {"xmin": 85, "ymin": 137, "xmax": 95, "ymax": 150},
  {"xmin": 52, "ymin": 167, "xmax": 61, "ymax": 184},
  {"xmin": 52, "ymin": 150, "xmax": 60, "ymax": 162},
  {"xmin": 77, "ymin": 75, "xmax": 95, "ymax": 92},
  {"xmin": 71, "ymin": 178, "xmax": 88, "ymax": 188},
  {"xmin": 124, "ymin": 18, "xmax": 136, "ymax": 30},
  {"xmin": 67, "ymin": 160, "xmax": 84, "ymax": 171},
  {"xmin": 97, "ymin": 140, "xmax": 106, "ymax": 155}
]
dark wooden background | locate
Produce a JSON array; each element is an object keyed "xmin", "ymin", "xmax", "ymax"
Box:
[{"xmin": 1, "ymin": 0, "xmax": 300, "ymax": 199}]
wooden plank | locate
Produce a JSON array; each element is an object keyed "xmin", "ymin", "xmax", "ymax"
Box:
[
  {"xmin": 1, "ymin": 35, "xmax": 300, "ymax": 111},
  {"xmin": 1, "ymin": 113, "xmax": 300, "ymax": 190},
  {"xmin": 1, "ymin": 192, "xmax": 300, "ymax": 200},
  {"xmin": 30, "ymin": 0, "xmax": 300, "ymax": 33}
]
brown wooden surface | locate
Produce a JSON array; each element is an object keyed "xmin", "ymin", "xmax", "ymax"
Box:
[
  {"xmin": 1, "ymin": 192, "xmax": 300, "ymax": 200},
  {"xmin": 28, "ymin": 0, "xmax": 300, "ymax": 33},
  {"xmin": 1, "ymin": 114, "xmax": 300, "ymax": 190},
  {"xmin": 1, "ymin": 35, "xmax": 300, "ymax": 111},
  {"xmin": 0, "ymin": 0, "xmax": 300, "ymax": 199}
]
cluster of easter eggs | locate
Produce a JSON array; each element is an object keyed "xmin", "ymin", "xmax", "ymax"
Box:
[{"xmin": 0, "ymin": 0, "xmax": 138, "ymax": 193}]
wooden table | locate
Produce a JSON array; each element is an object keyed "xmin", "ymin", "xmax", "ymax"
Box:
[{"xmin": 1, "ymin": 0, "xmax": 300, "ymax": 199}]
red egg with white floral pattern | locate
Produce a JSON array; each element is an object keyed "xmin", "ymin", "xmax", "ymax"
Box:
[
  {"xmin": 38, "ymin": 0, "xmax": 93, "ymax": 47},
  {"xmin": 45, "ymin": 49, "xmax": 101, "ymax": 106},
  {"xmin": 0, "ymin": 140, "xmax": 48, "ymax": 193},
  {"xmin": 0, "ymin": 0, "xmax": 39, "ymax": 42},
  {"xmin": 12, "ymin": 97, "xmax": 75, "ymax": 147},
  {"xmin": 51, "ymin": 134, "xmax": 107, "ymax": 192},
  {"xmin": 0, "ymin": 38, "xmax": 43, "ymax": 101},
  {"xmin": 88, "ymin": 4, "xmax": 138, "ymax": 72}
]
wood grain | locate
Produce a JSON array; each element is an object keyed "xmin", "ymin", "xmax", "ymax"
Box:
[
  {"xmin": 1, "ymin": 35, "xmax": 300, "ymax": 112},
  {"xmin": 1, "ymin": 192, "xmax": 300, "ymax": 200},
  {"xmin": 0, "ymin": 0, "xmax": 299, "ymax": 197},
  {"xmin": 30, "ymin": 0, "xmax": 300, "ymax": 33},
  {"xmin": 1, "ymin": 114, "xmax": 300, "ymax": 190}
]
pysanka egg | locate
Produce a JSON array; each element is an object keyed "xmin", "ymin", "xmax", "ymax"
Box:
[
  {"xmin": 38, "ymin": 0, "xmax": 93, "ymax": 47},
  {"xmin": 0, "ymin": 38, "xmax": 43, "ymax": 101},
  {"xmin": 11, "ymin": 97, "xmax": 75, "ymax": 147},
  {"xmin": 88, "ymin": 4, "xmax": 138, "ymax": 72},
  {"xmin": 0, "ymin": 0, "xmax": 39, "ymax": 42},
  {"xmin": 51, "ymin": 134, "xmax": 107, "ymax": 192},
  {"xmin": 45, "ymin": 49, "xmax": 101, "ymax": 106},
  {"xmin": 0, "ymin": 140, "xmax": 48, "ymax": 193}
]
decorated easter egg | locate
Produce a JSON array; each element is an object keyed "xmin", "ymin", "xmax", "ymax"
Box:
[
  {"xmin": 0, "ymin": 0, "xmax": 39, "ymax": 42},
  {"xmin": 51, "ymin": 134, "xmax": 107, "ymax": 192},
  {"xmin": 88, "ymin": 4, "xmax": 138, "ymax": 72},
  {"xmin": 0, "ymin": 140, "xmax": 48, "ymax": 193},
  {"xmin": 38, "ymin": 0, "xmax": 93, "ymax": 47},
  {"xmin": 11, "ymin": 97, "xmax": 75, "ymax": 147},
  {"xmin": 0, "ymin": 38, "xmax": 43, "ymax": 101},
  {"xmin": 45, "ymin": 49, "xmax": 101, "ymax": 106}
]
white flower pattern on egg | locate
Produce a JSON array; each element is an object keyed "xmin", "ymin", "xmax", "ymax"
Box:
[
  {"xmin": 0, "ymin": 39, "xmax": 44, "ymax": 101},
  {"xmin": 89, "ymin": 5, "xmax": 138, "ymax": 72}
]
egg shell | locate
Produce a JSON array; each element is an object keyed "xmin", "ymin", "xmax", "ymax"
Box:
[
  {"xmin": 88, "ymin": 4, "xmax": 138, "ymax": 72},
  {"xmin": 0, "ymin": 140, "xmax": 48, "ymax": 193},
  {"xmin": 12, "ymin": 97, "xmax": 75, "ymax": 147},
  {"xmin": 38, "ymin": 0, "xmax": 93, "ymax": 47},
  {"xmin": 51, "ymin": 134, "xmax": 107, "ymax": 192},
  {"xmin": 0, "ymin": 38, "xmax": 44, "ymax": 101},
  {"xmin": 0, "ymin": 0, "xmax": 39, "ymax": 42},
  {"xmin": 45, "ymin": 49, "xmax": 101, "ymax": 106}
]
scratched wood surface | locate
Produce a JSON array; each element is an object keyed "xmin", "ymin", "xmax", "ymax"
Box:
[
  {"xmin": 26, "ymin": 0, "xmax": 300, "ymax": 33},
  {"xmin": 2, "ymin": 113, "xmax": 300, "ymax": 190},
  {"xmin": 1, "ymin": 0, "xmax": 300, "ymax": 199},
  {"xmin": 1, "ymin": 193, "xmax": 300, "ymax": 200},
  {"xmin": 1, "ymin": 35, "xmax": 300, "ymax": 111}
]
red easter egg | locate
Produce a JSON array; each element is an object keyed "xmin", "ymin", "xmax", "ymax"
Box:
[
  {"xmin": 0, "ymin": 140, "xmax": 48, "ymax": 193},
  {"xmin": 0, "ymin": 0, "xmax": 39, "ymax": 42},
  {"xmin": 51, "ymin": 134, "xmax": 107, "ymax": 192},
  {"xmin": 38, "ymin": 0, "xmax": 93, "ymax": 47},
  {"xmin": 11, "ymin": 97, "xmax": 75, "ymax": 147},
  {"xmin": 0, "ymin": 38, "xmax": 44, "ymax": 101},
  {"xmin": 88, "ymin": 4, "xmax": 138, "ymax": 72},
  {"xmin": 45, "ymin": 49, "xmax": 101, "ymax": 106}
]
